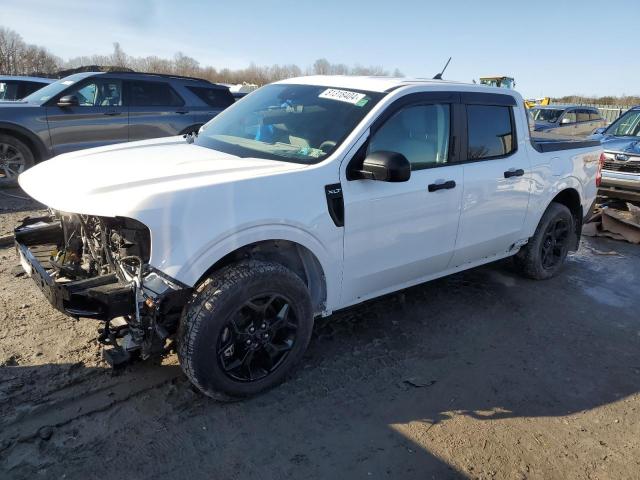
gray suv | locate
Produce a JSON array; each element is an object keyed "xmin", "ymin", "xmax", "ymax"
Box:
[
  {"xmin": 530, "ymin": 105, "xmax": 606, "ymax": 137},
  {"xmin": 0, "ymin": 71, "xmax": 235, "ymax": 185}
]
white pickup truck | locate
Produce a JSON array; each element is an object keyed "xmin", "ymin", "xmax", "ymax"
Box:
[{"xmin": 15, "ymin": 76, "xmax": 602, "ymax": 399}]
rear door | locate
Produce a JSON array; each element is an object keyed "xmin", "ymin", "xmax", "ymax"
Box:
[
  {"xmin": 576, "ymin": 108, "xmax": 593, "ymax": 136},
  {"xmin": 46, "ymin": 77, "xmax": 128, "ymax": 155},
  {"xmin": 127, "ymin": 80, "xmax": 191, "ymax": 140},
  {"xmin": 449, "ymin": 96, "xmax": 532, "ymax": 268}
]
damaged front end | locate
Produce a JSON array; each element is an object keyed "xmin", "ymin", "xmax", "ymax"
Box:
[{"xmin": 14, "ymin": 212, "xmax": 190, "ymax": 367}]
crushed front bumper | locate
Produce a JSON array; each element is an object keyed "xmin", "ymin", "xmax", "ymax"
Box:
[{"xmin": 14, "ymin": 216, "xmax": 135, "ymax": 320}]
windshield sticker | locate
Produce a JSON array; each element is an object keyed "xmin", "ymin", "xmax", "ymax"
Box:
[{"xmin": 319, "ymin": 88, "xmax": 367, "ymax": 105}]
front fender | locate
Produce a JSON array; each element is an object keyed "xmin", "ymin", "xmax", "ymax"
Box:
[
  {"xmin": 0, "ymin": 121, "xmax": 50, "ymax": 160},
  {"xmin": 150, "ymin": 223, "xmax": 341, "ymax": 311}
]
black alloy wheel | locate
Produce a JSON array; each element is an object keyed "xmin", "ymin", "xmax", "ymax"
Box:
[
  {"xmin": 540, "ymin": 217, "xmax": 570, "ymax": 270},
  {"xmin": 217, "ymin": 294, "xmax": 298, "ymax": 382},
  {"xmin": 0, "ymin": 142, "xmax": 26, "ymax": 185}
]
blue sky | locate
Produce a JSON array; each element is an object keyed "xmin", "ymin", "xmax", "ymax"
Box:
[{"xmin": 2, "ymin": 0, "xmax": 638, "ymax": 97}]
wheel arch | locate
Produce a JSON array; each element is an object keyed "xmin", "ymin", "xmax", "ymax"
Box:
[
  {"xmin": 0, "ymin": 122, "xmax": 49, "ymax": 162},
  {"xmin": 195, "ymin": 239, "xmax": 328, "ymax": 316},
  {"xmin": 549, "ymin": 187, "xmax": 582, "ymax": 250}
]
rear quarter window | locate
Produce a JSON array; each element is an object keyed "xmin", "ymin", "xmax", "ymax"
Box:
[
  {"xmin": 467, "ymin": 105, "xmax": 516, "ymax": 160},
  {"xmin": 187, "ymin": 86, "xmax": 235, "ymax": 108},
  {"xmin": 129, "ymin": 81, "xmax": 184, "ymax": 107}
]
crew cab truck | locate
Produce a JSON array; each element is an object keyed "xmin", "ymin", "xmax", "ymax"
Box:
[{"xmin": 15, "ymin": 76, "xmax": 602, "ymax": 400}]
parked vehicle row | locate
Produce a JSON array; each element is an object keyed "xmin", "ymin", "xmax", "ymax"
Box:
[
  {"xmin": 0, "ymin": 71, "xmax": 235, "ymax": 185},
  {"xmin": 15, "ymin": 76, "xmax": 602, "ymax": 399}
]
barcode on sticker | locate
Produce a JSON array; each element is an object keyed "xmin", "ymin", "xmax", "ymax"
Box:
[{"xmin": 319, "ymin": 88, "xmax": 367, "ymax": 105}]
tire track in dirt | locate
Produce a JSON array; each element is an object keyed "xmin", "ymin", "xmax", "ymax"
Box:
[{"xmin": 1, "ymin": 363, "xmax": 182, "ymax": 443}]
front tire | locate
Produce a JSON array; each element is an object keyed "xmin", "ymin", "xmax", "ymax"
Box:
[
  {"xmin": 515, "ymin": 202, "xmax": 575, "ymax": 280},
  {"xmin": 177, "ymin": 260, "xmax": 313, "ymax": 400},
  {"xmin": 0, "ymin": 134, "xmax": 35, "ymax": 187}
]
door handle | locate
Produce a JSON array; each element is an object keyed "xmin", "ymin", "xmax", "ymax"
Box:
[
  {"xmin": 175, "ymin": 109, "xmax": 189, "ymax": 115},
  {"xmin": 503, "ymin": 169, "xmax": 524, "ymax": 178},
  {"xmin": 428, "ymin": 180, "xmax": 456, "ymax": 192},
  {"xmin": 103, "ymin": 111, "xmax": 121, "ymax": 116}
]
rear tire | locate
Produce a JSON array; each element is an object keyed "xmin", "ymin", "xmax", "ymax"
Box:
[
  {"xmin": 515, "ymin": 202, "xmax": 574, "ymax": 280},
  {"xmin": 0, "ymin": 134, "xmax": 35, "ymax": 187},
  {"xmin": 177, "ymin": 260, "xmax": 313, "ymax": 401}
]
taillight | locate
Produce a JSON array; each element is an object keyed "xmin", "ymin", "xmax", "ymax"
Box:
[{"xmin": 596, "ymin": 152, "xmax": 605, "ymax": 188}]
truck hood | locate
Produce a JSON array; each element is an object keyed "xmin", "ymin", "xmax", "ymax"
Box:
[
  {"xmin": 596, "ymin": 135, "xmax": 640, "ymax": 155},
  {"xmin": 19, "ymin": 136, "xmax": 307, "ymax": 217}
]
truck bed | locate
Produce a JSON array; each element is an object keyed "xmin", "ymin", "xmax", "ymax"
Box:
[{"xmin": 531, "ymin": 134, "xmax": 600, "ymax": 153}]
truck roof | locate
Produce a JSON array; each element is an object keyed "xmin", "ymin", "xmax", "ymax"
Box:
[{"xmin": 276, "ymin": 75, "xmax": 520, "ymax": 97}]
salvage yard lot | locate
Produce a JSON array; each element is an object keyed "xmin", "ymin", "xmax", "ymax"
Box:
[{"xmin": 1, "ymin": 191, "xmax": 639, "ymax": 480}]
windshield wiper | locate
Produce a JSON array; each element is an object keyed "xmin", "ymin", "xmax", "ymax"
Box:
[{"xmin": 183, "ymin": 131, "xmax": 198, "ymax": 144}]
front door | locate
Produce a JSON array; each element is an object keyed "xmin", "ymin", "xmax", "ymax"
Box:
[
  {"xmin": 46, "ymin": 78, "xmax": 128, "ymax": 155},
  {"xmin": 449, "ymin": 103, "xmax": 531, "ymax": 268},
  {"xmin": 557, "ymin": 109, "xmax": 579, "ymax": 136},
  {"xmin": 341, "ymin": 99, "xmax": 463, "ymax": 305}
]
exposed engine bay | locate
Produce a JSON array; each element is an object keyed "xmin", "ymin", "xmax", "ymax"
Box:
[
  {"xmin": 55, "ymin": 213, "xmax": 151, "ymax": 283},
  {"xmin": 14, "ymin": 212, "xmax": 190, "ymax": 367}
]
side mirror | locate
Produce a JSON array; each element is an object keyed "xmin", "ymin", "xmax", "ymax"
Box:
[
  {"xmin": 593, "ymin": 127, "xmax": 607, "ymax": 135},
  {"xmin": 57, "ymin": 95, "xmax": 79, "ymax": 107},
  {"xmin": 560, "ymin": 117, "xmax": 573, "ymax": 124},
  {"xmin": 354, "ymin": 151, "xmax": 411, "ymax": 182}
]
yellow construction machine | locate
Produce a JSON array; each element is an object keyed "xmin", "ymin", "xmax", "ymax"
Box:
[{"xmin": 478, "ymin": 76, "xmax": 549, "ymax": 109}]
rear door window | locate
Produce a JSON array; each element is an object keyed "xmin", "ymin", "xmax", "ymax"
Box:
[
  {"xmin": 187, "ymin": 86, "xmax": 234, "ymax": 108},
  {"xmin": 466, "ymin": 105, "xmax": 515, "ymax": 160},
  {"xmin": 576, "ymin": 109, "xmax": 591, "ymax": 122},
  {"xmin": 130, "ymin": 81, "xmax": 184, "ymax": 107},
  {"xmin": 0, "ymin": 81, "xmax": 19, "ymax": 100}
]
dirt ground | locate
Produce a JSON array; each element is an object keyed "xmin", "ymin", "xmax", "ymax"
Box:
[{"xmin": 1, "ymin": 188, "xmax": 639, "ymax": 480}]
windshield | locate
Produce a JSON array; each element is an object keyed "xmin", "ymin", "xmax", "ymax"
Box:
[
  {"xmin": 194, "ymin": 84, "xmax": 384, "ymax": 163},
  {"xmin": 605, "ymin": 109, "xmax": 640, "ymax": 137},
  {"xmin": 22, "ymin": 73, "xmax": 88, "ymax": 104},
  {"xmin": 531, "ymin": 108, "xmax": 565, "ymax": 123}
]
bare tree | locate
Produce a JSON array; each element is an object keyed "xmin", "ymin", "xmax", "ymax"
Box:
[
  {"xmin": 0, "ymin": 27, "xmax": 60, "ymax": 75},
  {"xmin": 0, "ymin": 26, "xmax": 405, "ymax": 85}
]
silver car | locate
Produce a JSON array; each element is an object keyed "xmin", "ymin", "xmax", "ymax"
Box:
[{"xmin": 530, "ymin": 105, "xmax": 606, "ymax": 137}]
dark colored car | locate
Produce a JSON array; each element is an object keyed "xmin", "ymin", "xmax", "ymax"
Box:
[
  {"xmin": 530, "ymin": 105, "xmax": 605, "ymax": 137},
  {"xmin": 0, "ymin": 71, "xmax": 235, "ymax": 185},
  {"xmin": 0, "ymin": 76, "xmax": 54, "ymax": 101},
  {"xmin": 590, "ymin": 106, "xmax": 640, "ymax": 201}
]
